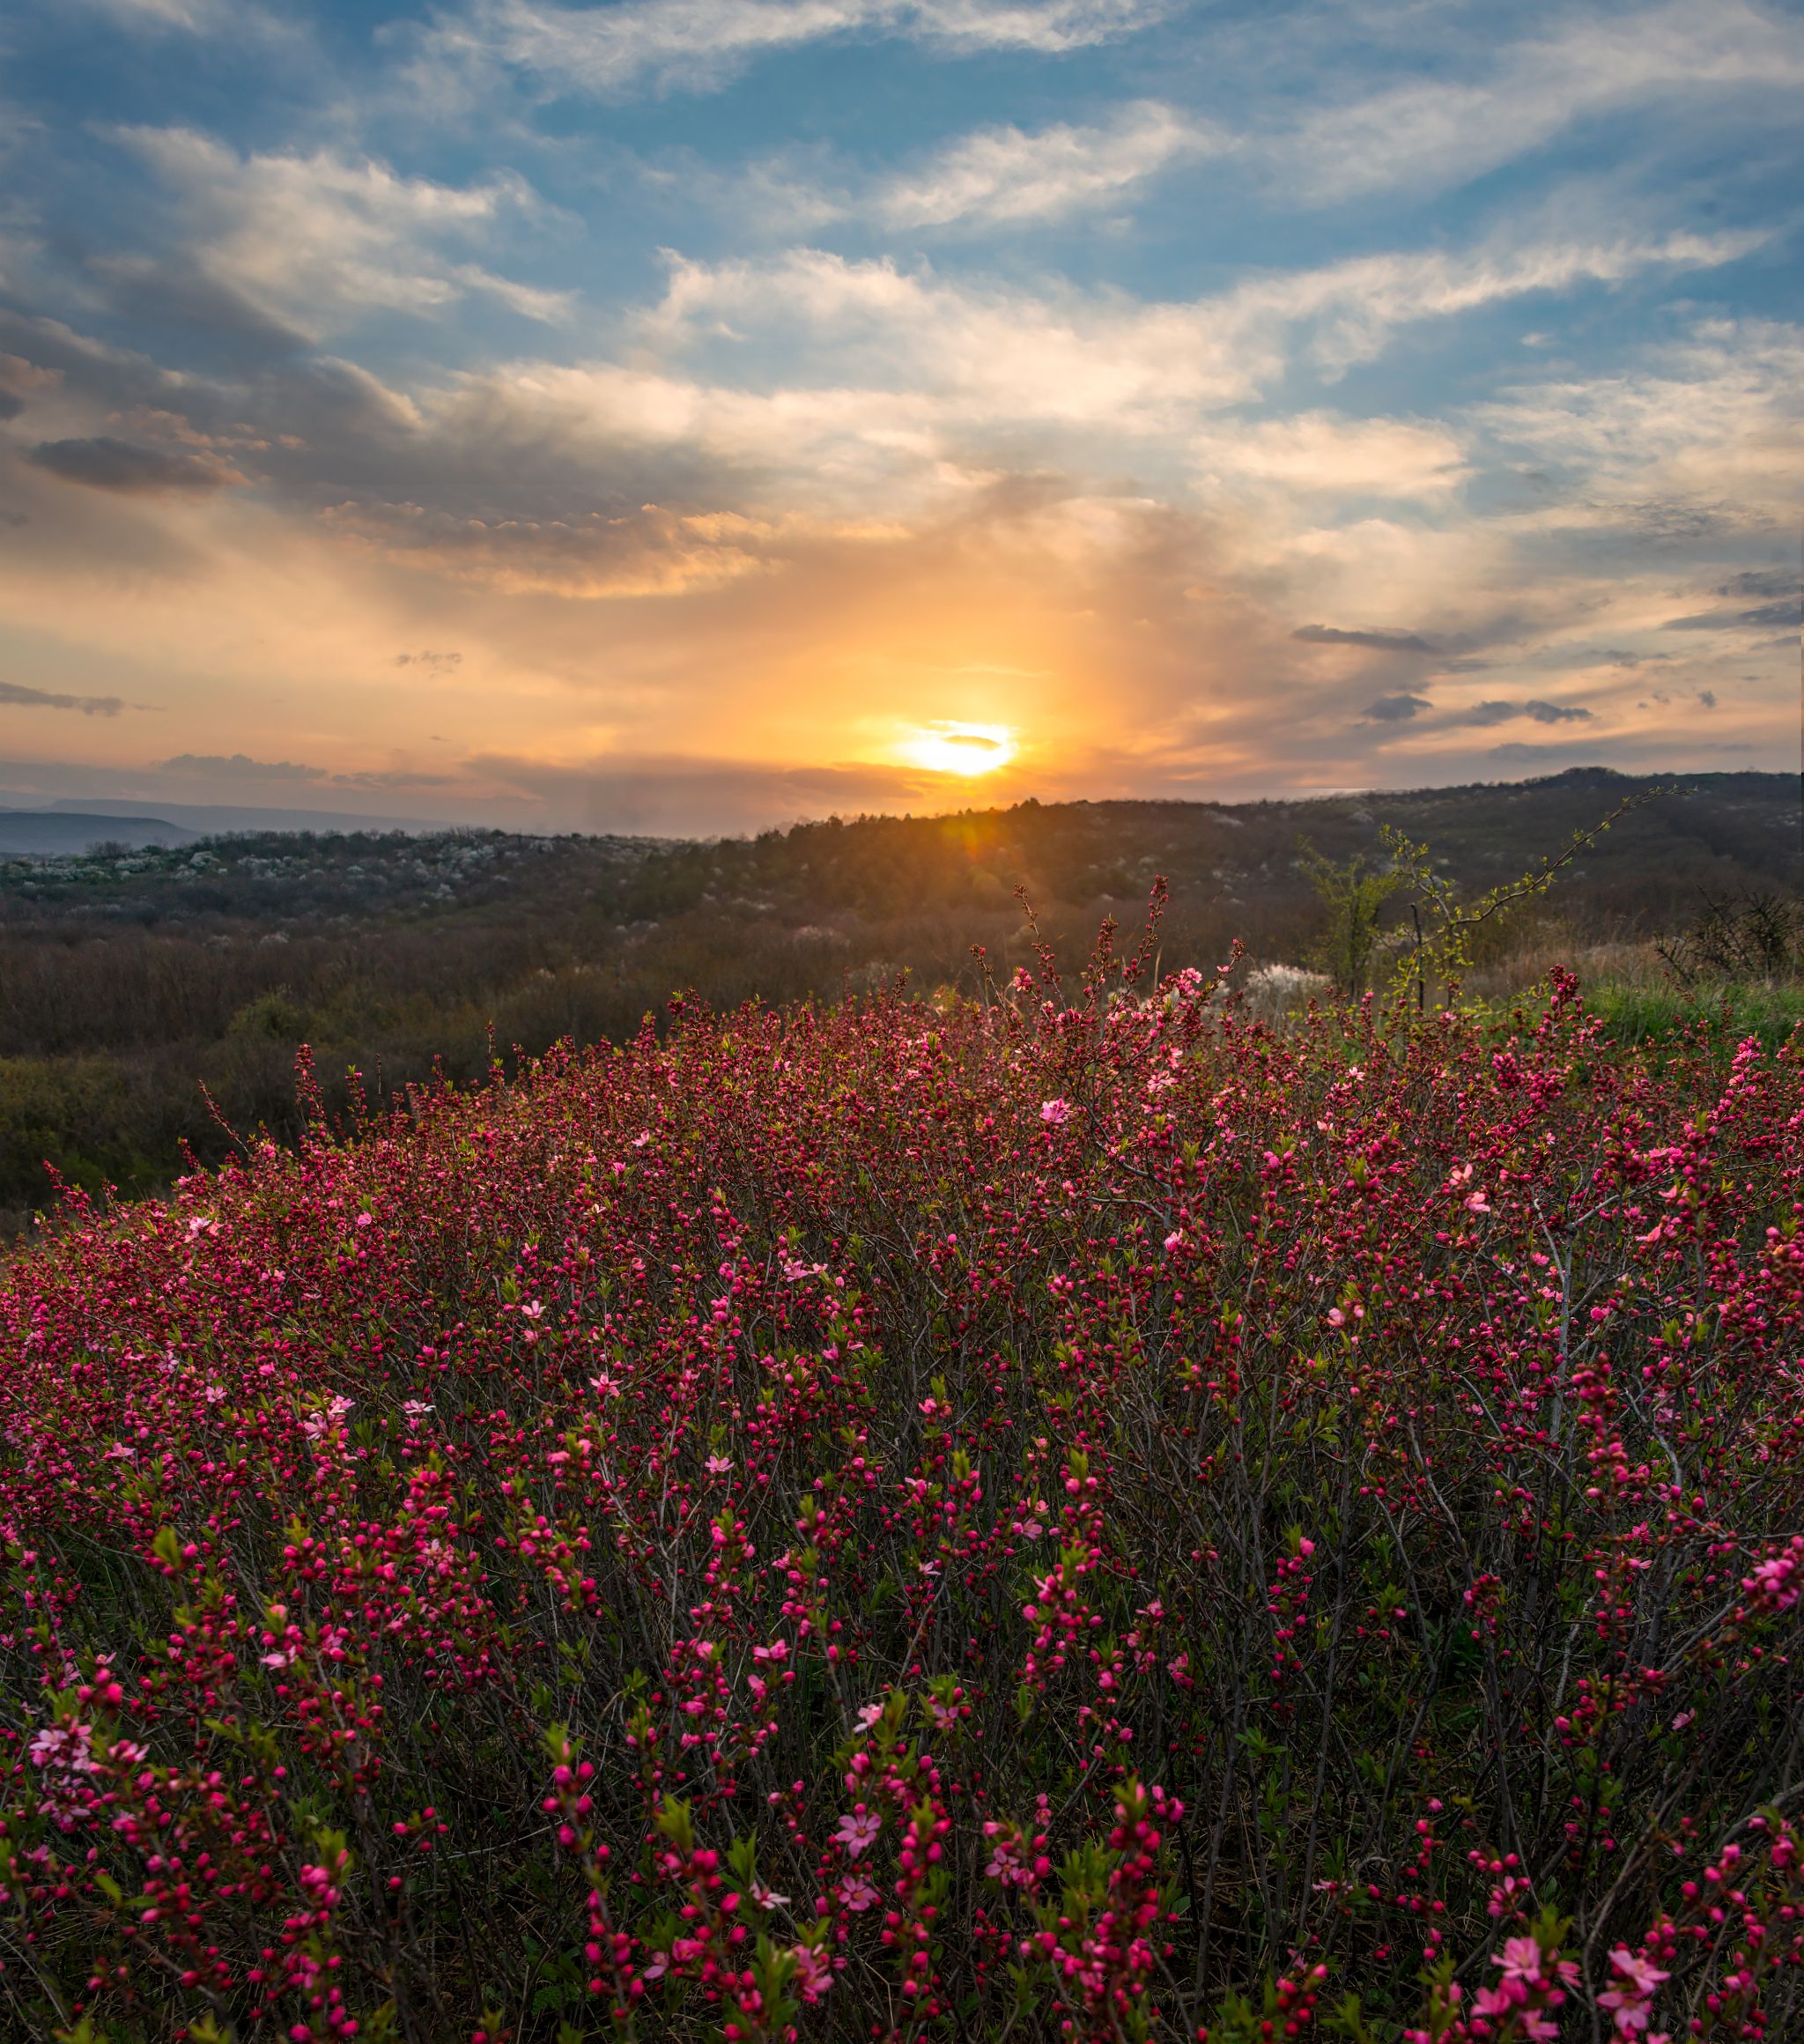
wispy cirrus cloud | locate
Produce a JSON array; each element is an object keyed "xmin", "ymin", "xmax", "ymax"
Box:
[
  {"xmin": 1268, "ymin": 0, "xmax": 1804, "ymax": 204},
  {"xmin": 419, "ymin": 0, "xmax": 1172, "ymax": 101},
  {"xmin": 869, "ymin": 101, "xmax": 1220, "ymax": 227}
]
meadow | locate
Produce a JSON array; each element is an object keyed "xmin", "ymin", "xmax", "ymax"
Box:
[{"xmin": 1, "ymin": 905, "xmax": 1800, "ymax": 2043}]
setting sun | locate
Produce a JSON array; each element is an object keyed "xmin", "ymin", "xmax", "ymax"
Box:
[{"xmin": 903, "ymin": 722, "xmax": 1017, "ymax": 777}]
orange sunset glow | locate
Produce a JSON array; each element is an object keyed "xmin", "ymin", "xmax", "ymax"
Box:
[{"xmin": 903, "ymin": 724, "xmax": 1018, "ymax": 776}]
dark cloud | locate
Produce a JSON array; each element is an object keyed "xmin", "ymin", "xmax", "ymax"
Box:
[
  {"xmin": 393, "ymin": 650, "xmax": 463, "ymax": 671},
  {"xmin": 0, "ymin": 680, "xmax": 129, "ymax": 717},
  {"xmin": 1660, "ymin": 599, "xmax": 1798, "ymax": 632},
  {"xmin": 1455, "ymin": 699, "xmax": 1593, "ymax": 726},
  {"xmin": 86, "ymin": 254, "xmax": 312, "ymax": 364},
  {"xmin": 161, "ymin": 752, "xmax": 324, "ymax": 781},
  {"xmin": 1362, "ymin": 692, "xmax": 1432, "ymax": 722},
  {"xmin": 1715, "ymin": 568, "xmax": 1795, "ymax": 600},
  {"xmin": 320, "ymin": 497, "xmax": 783, "ymax": 598},
  {"xmin": 1294, "ymin": 624, "xmax": 1437, "ymax": 653},
  {"xmin": 26, "ymin": 436, "xmax": 247, "ymax": 494}
]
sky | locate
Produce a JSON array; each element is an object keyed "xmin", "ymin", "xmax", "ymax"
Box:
[{"xmin": 0, "ymin": 0, "xmax": 1798, "ymax": 836}]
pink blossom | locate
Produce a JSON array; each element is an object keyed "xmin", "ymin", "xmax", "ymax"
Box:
[
  {"xmin": 834, "ymin": 1809, "xmax": 880, "ymax": 1858},
  {"xmin": 791, "ymin": 1943, "xmax": 833, "ymax": 2001},
  {"xmin": 1497, "ymin": 1936, "xmax": 1545, "ymax": 1982}
]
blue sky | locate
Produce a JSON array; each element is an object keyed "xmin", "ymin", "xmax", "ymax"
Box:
[{"xmin": 0, "ymin": 0, "xmax": 1797, "ymax": 833}]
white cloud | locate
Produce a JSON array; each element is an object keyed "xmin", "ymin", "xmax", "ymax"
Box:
[
  {"xmin": 110, "ymin": 129, "xmax": 570, "ymax": 341},
  {"xmin": 423, "ymin": 0, "xmax": 1170, "ymax": 100},
  {"xmin": 641, "ymin": 225, "xmax": 1765, "ymax": 444},
  {"xmin": 1473, "ymin": 317, "xmax": 1804, "ymax": 529},
  {"xmin": 1192, "ymin": 412, "xmax": 1468, "ymax": 498},
  {"xmin": 1274, "ymin": 0, "xmax": 1804, "ymax": 202},
  {"xmin": 872, "ymin": 101, "xmax": 1220, "ymax": 226}
]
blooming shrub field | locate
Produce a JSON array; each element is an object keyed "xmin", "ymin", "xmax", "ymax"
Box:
[{"xmin": 1, "ymin": 928, "xmax": 1801, "ymax": 2043}]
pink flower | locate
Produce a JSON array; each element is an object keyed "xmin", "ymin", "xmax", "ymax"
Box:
[
  {"xmin": 791, "ymin": 1943, "xmax": 833, "ymax": 2001},
  {"xmin": 1606, "ymin": 1948, "xmax": 1669, "ymax": 1999},
  {"xmin": 1475, "ymin": 1982, "xmax": 1525, "ymax": 2018},
  {"xmin": 834, "ymin": 1809, "xmax": 880, "ymax": 1858},
  {"xmin": 837, "ymin": 1876, "xmax": 879, "ymax": 1912},
  {"xmin": 705, "ymin": 1454, "xmax": 734, "ymax": 1475},
  {"xmin": 751, "ymin": 1882, "xmax": 789, "ymax": 1911},
  {"xmin": 1600, "ymin": 1944, "xmax": 1670, "ymax": 2033},
  {"xmin": 1742, "ymin": 1537, "xmax": 1803, "ymax": 1611},
  {"xmin": 854, "ymin": 1701, "xmax": 885, "ymax": 1730},
  {"xmin": 1039, "ymin": 1099, "xmax": 1072, "ymax": 1125},
  {"xmin": 1498, "ymin": 1937, "xmax": 1545, "ymax": 1982}
]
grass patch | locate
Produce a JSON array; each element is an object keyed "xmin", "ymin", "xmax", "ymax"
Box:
[{"xmin": 1587, "ymin": 979, "xmax": 1804, "ymax": 1051}]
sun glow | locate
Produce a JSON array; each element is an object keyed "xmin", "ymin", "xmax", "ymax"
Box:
[{"xmin": 904, "ymin": 722, "xmax": 1017, "ymax": 776}]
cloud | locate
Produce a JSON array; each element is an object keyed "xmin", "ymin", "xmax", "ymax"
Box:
[
  {"xmin": 1716, "ymin": 567, "xmax": 1795, "ymax": 600},
  {"xmin": 0, "ymin": 680, "xmax": 130, "ymax": 716},
  {"xmin": 1297, "ymin": 625, "xmax": 1437, "ymax": 653},
  {"xmin": 1361, "ymin": 692, "xmax": 1594, "ymax": 731},
  {"xmin": 425, "ymin": 0, "xmax": 1170, "ymax": 101},
  {"xmin": 0, "ymin": 354, "xmax": 63, "ymax": 422},
  {"xmin": 25, "ymin": 436, "xmax": 248, "ymax": 493},
  {"xmin": 1194, "ymin": 412, "xmax": 1466, "ymax": 499},
  {"xmin": 1273, "ymin": 0, "xmax": 1804, "ymax": 204},
  {"xmin": 107, "ymin": 130, "xmax": 569, "ymax": 345},
  {"xmin": 393, "ymin": 649, "xmax": 464, "ymax": 670},
  {"xmin": 1362, "ymin": 692, "xmax": 1432, "ymax": 722},
  {"xmin": 318, "ymin": 498, "xmax": 810, "ymax": 597},
  {"xmin": 1660, "ymin": 599, "xmax": 1799, "ymax": 632},
  {"xmin": 161, "ymin": 752, "xmax": 325, "ymax": 781},
  {"xmin": 646, "ymin": 228, "xmax": 1762, "ymax": 449},
  {"xmin": 1473, "ymin": 319, "xmax": 1804, "ymax": 535},
  {"xmin": 871, "ymin": 102, "xmax": 1218, "ymax": 228},
  {"xmin": 1453, "ymin": 699, "xmax": 1594, "ymax": 726}
]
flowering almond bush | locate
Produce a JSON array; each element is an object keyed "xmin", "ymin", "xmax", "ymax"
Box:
[{"xmin": 1, "ymin": 929, "xmax": 1800, "ymax": 2043}]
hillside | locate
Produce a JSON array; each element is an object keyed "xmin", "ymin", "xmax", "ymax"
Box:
[
  {"xmin": 0, "ymin": 767, "xmax": 1797, "ymax": 1232},
  {"xmin": 0, "ymin": 970, "xmax": 1799, "ymax": 2040}
]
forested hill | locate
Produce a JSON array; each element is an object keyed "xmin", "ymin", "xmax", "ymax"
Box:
[
  {"xmin": 611, "ymin": 766, "xmax": 1799, "ymax": 930},
  {"xmin": 0, "ymin": 766, "xmax": 1796, "ymax": 1233}
]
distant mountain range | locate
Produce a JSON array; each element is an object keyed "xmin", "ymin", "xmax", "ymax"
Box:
[
  {"xmin": 0, "ymin": 811, "xmax": 200, "ymax": 856},
  {"xmin": 0, "ymin": 796, "xmax": 453, "ymax": 851}
]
